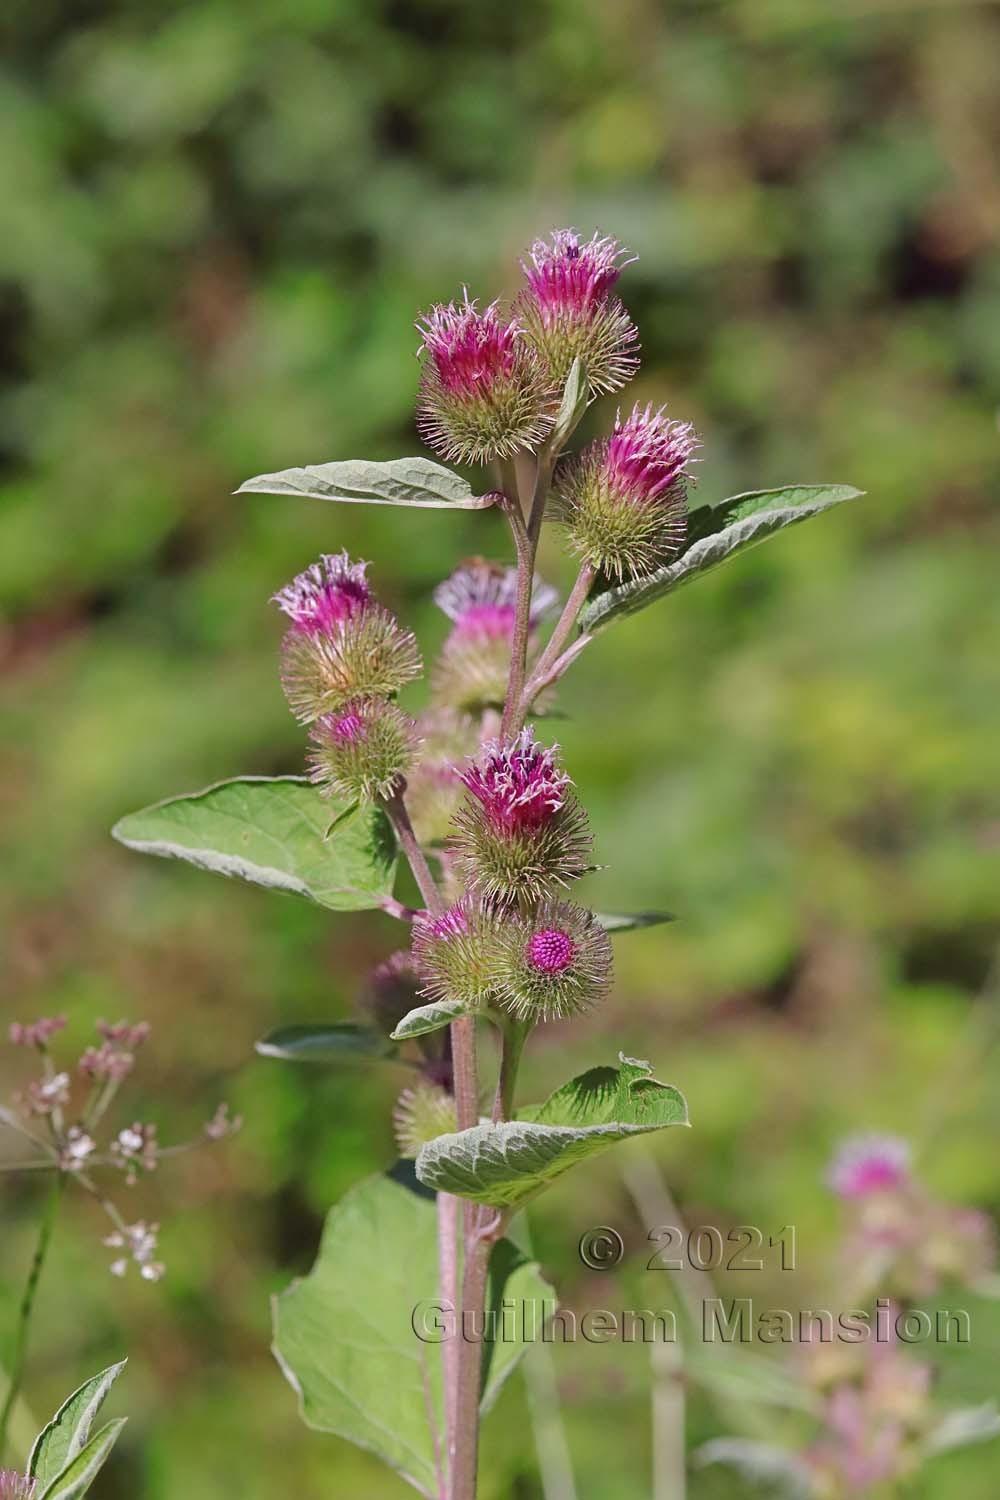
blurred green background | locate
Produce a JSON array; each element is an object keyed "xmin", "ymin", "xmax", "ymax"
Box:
[{"xmin": 2, "ymin": 0, "xmax": 999, "ymax": 1495}]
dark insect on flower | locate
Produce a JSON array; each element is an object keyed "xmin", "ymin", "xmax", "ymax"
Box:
[
  {"xmin": 275, "ymin": 553, "xmax": 421, "ymax": 724},
  {"xmin": 451, "ymin": 729, "xmax": 592, "ymax": 903},
  {"xmin": 411, "ymin": 900, "xmax": 504, "ymax": 1010},
  {"xmin": 517, "ymin": 229, "xmax": 640, "ymax": 397},
  {"xmin": 494, "ymin": 901, "xmax": 613, "ymax": 1022},
  {"xmin": 431, "ymin": 561, "xmax": 558, "ymax": 712},
  {"xmin": 416, "ymin": 295, "xmax": 557, "ymax": 465},
  {"xmin": 552, "ymin": 402, "xmax": 698, "ymax": 581},
  {"xmin": 393, "ymin": 1080, "xmax": 458, "ymax": 1158},
  {"xmin": 308, "ymin": 698, "xmax": 419, "ymax": 803}
]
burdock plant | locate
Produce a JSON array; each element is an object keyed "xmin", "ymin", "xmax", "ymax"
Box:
[{"xmin": 112, "ymin": 229, "xmax": 861, "ymax": 1499}]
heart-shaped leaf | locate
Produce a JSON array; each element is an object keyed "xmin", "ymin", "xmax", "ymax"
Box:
[
  {"xmin": 237, "ymin": 457, "xmax": 494, "ymax": 510},
  {"xmin": 416, "ymin": 1055, "xmax": 688, "ymax": 1208},
  {"xmin": 272, "ymin": 1171, "xmax": 552, "ymax": 1498},
  {"xmin": 39, "ymin": 1420, "xmax": 127, "ymax": 1500},
  {"xmin": 29, "ymin": 1362, "xmax": 126, "ymax": 1488},
  {"xmin": 255, "ymin": 1023, "xmax": 395, "ymax": 1064},
  {"xmin": 596, "ymin": 910, "xmax": 675, "ymax": 932},
  {"xmin": 113, "ymin": 777, "xmax": 397, "ymax": 912},
  {"xmin": 580, "ymin": 484, "xmax": 863, "ymax": 632},
  {"xmin": 390, "ymin": 998, "xmax": 468, "ymax": 1042}
]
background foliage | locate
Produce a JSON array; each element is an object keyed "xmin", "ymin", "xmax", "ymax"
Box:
[{"xmin": 2, "ymin": 0, "xmax": 999, "ymax": 1495}]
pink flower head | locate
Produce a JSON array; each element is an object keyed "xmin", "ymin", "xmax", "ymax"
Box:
[
  {"xmin": 828, "ymin": 1134, "xmax": 912, "ymax": 1200},
  {"xmin": 0, "ymin": 1473, "xmax": 35, "ymax": 1500},
  {"xmin": 425, "ymin": 905, "xmax": 471, "ymax": 942},
  {"xmin": 434, "ymin": 561, "xmax": 558, "ymax": 641},
  {"xmin": 326, "ymin": 708, "xmax": 367, "ymax": 745},
  {"xmin": 272, "ymin": 552, "xmax": 371, "ymax": 636},
  {"xmin": 460, "ymin": 728, "xmax": 570, "ymax": 834},
  {"xmin": 416, "ymin": 294, "xmax": 555, "ymax": 464},
  {"xmin": 9, "ymin": 1016, "xmax": 66, "ymax": 1048},
  {"xmin": 418, "ymin": 295, "xmax": 521, "ymax": 398},
  {"xmin": 604, "ymin": 403, "xmax": 699, "ymax": 509},
  {"xmin": 522, "ymin": 229, "xmax": 636, "ymax": 315},
  {"xmin": 527, "ymin": 927, "xmax": 576, "ymax": 974}
]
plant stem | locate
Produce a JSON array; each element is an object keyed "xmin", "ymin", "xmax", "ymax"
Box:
[
  {"xmin": 519, "ymin": 562, "xmax": 594, "ymax": 718},
  {"xmin": 437, "ymin": 1189, "xmax": 459, "ymax": 1492},
  {"xmin": 500, "ymin": 523, "xmax": 536, "ymax": 742},
  {"xmin": 450, "ymin": 1215, "xmax": 504, "ymax": 1500},
  {"xmin": 0, "ymin": 1173, "xmax": 61, "ymax": 1461},
  {"xmin": 383, "ymin": 790, "xmax": 444, "ymax": 917}
]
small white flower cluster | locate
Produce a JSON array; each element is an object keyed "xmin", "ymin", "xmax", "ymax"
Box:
[{"xmin": 104, "ymin": 1220, "xmax": 165, "ymax": 1282}]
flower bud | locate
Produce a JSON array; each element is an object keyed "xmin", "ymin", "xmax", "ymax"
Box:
[
  {"xmin": 431, "ymin": 560, "xmax": 558, "ymax": 712},
  {"xmin": 360, "ymin": 950, "xmax": 423, "ymax": 1038},
  {"xmin": 451, "ymin": 729, "xmax": 591, "ymax": 903},
  {"xmin": 495, "ymin": 901, "xmax": 613, "ymax": 1022},
  {"xmin": 416, "ymin": 295, "xmax": 557, "ymax": 464},
  {"xmin": 518, "ymin": 229, "xmax": 640, "ymax": 397},
  {"xmin": 274, "ymin": 552, "xmax": 421, "ymax": 723},
  {"xmin": 411, "ymin": 899, "xmax": 503, "ymax": 1009},
  {"xmin": 405, "ymin": 708, "xmax": 479, "ymax": 846},
  {"xmin": 552, "ymin": 403, "xmax": 698, "ymax": 581},
  {"xmin": 308, "ymin": 698, "xmax": 418, "ymax": 803},
  {"xmin": 393, "ymin": 1080, "xmax": 458, "ymax": 1158}
]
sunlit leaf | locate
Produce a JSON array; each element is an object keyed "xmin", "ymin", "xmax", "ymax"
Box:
[
  {"xmin": 255, "ymin": 1023, "xmax": 395, "ymax": 1064},
  {"xmin": 237, "ymin": 456, "xmax": 494, "ymax": 509}
]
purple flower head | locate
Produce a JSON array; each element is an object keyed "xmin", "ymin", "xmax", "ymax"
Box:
[
  {"xmin": 460, "ymin": 728, "xmax": 570, "ymax": 835},
  {"xmin": 411, "ymin": 900, "xmax": 503, "ymax": 1010},
  {"xmin": 553, "ymin": 402, "xmax": 699, "ymax": 580},
  {"xmin": 518, "ymin": 229, "xmax": 639, "ymax": 395},
  {"xmin": 328, "ymin": 708, "xmax": 367, "ymax": 744},
  {"xmin": 522, "ymin": 230, "xmax": 636, "ymax": 315},
  {"xmin": 496, "ymin": 901, "xmax": 613, "ymax": 1022},
  {"xmin": 308, "ymin": 698, "xmax": 417, "ymax": 803},
  {"xmin": 426, "ymin": 905, "xmax": 471, "ymax": 942},
  {"xmin": 416, "ymin": 295, "xmax": 556, "ymax": 465},
  {"xmin": 527, "ymin": 927, "xmax": 576, "ymax": 975},
  {"xmin": 435, "ymin": 561, "xmax": 558, "ymax": 642},
  {"xmin": 604, "ymin": 403, "xmax": 700, "ymax": 507},
  {"xmin": 272, "ymin": 552, "xmax": 372, "ymax": 637},
  {"xmin": 828, "ymin": 1134, "xmax": 912, "ymax": 1200},
  {"xmin": 0, "ymin": 1473, "xmax": 35, "ymax": 1500},
  {"xmin": 418, "ymin": 295, "xmax": 521, "ymax": 398}
]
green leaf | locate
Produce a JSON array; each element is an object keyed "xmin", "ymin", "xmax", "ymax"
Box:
[
  {"xmin": 549, "ymin": 358, "xmax": 588, "ymax": 452},
  {"xmin": 925, "ymin": 1404, "xmax": 1000, "ymax": 1455},
  {"xmin": 390, "ymin": 998, "xmax": 467, "ymax": 1042},
  {"xmin": 29, "ymin": 1361, "xmax": 126, "ymax": 1488},
  {"xmin": 255, "ymin": 1023, "xmax": 395, "ymax": 1064},
  {"xmin": 237, "ymin": 457, "xmax": 494, "ymax": 510},
  {"xmin": 416, "ymin": 1054, "xmax": 688, "ymax": 1208},
  {"xmin": 696, "ymin": 1438, "xmax": 815, "ymax": 1497},
  {"xmin": 113, "ymin": 777, "xmax": 397, "ymax": 913},
  {"xmin": 38, "ymin": 1420, "xmax": 127, "ymax": 1500},
  {"xmin": 272, "ymin": 1172, "xmax": 552, "ymax": 1498},
  {"xmin": 579, "ymin": 484, "xmax": 863, "ymax": 632},
  {"xmin": 595, "ymin": 910, "xmax": 675, "ymax": 932}
]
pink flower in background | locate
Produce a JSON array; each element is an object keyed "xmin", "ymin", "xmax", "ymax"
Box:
[
  {"xmin": 435, "ymin": 561, "xmax": 558, "ymax": 642},
  {"xmin": 828, "ymin": 1134, "xmax": 912, "ymax": 1199}
]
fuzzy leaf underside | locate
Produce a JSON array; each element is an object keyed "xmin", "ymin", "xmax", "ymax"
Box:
[
  {"xmin": 113, "ymin": 776, "xmax": 397, "ymax": 912},
  {"xmin": 695, "ymin": 1438, "xmax": 815, "ymax": 1497},
  {"xmin": 237, "ymin": 456, "xmax": 493, "ymax": 509},
  {"xmin": 595, "ymin": 910, "xmax": 675, "ymax": 932},
  {"xmin": 29, "ymin": 1362, "xmax": 126, "ymax": 1488},
  {"xmin": 391, "ymin": 997, "xmax": 468, "ymax": 1041},
  {"xmin": 38, "ymin": 1421, "xmax": 127, "ymax": 1500},
  {"xmin": 580, "ymin": 484, "xmax": 863, "ymax": 632},
  {"xmin": 255, "ymin": 1023, "xmax": 395, "ymax": 1063},
  {"xmin": 272, "ymin": 1172, "xmax": 552, "ymax": 1498},
  {"xmin": 416, "ymin": 1055, "xmax": 688, "ymax": 1207}
]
